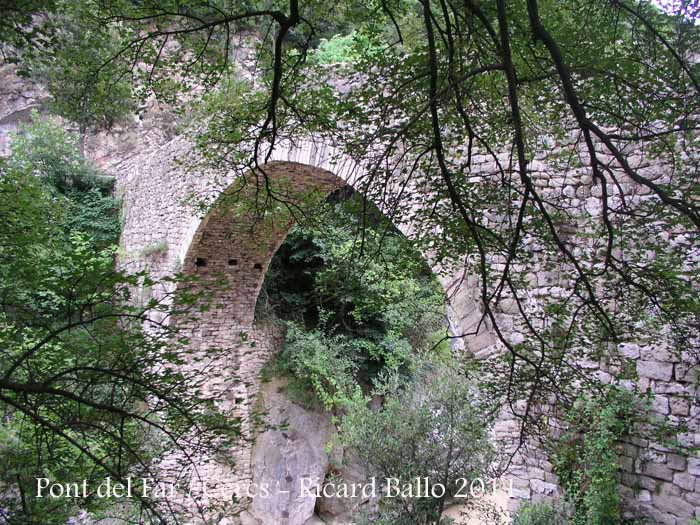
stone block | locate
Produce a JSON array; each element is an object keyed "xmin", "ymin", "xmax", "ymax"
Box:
[
  {"xmin": 640, "ymin": 344, "xmax": 678, "ymax": 363},
  {"xmin": 638, "ymin": 361, "xmax": 673, "ymax": 381},
  {"xmin": 684, "ymin": 490, "xmax": 700, "ymax": 506},
  {"xmin": 689, "ymin": 457, "xmax": 700, "ymax": 476},
  {"xmin": 666, "ymin": 453, "xmax": 686, "ymax": 472},
  {"xmin": 619, "ymin": 455, "xmax": 634, "ymax": 472},
  {"xmin": 675, "ymin": 364, "xmax": 699, "ymax": 383},
  {"xmin": 530, "ymin": 479, "xmax": 558, "ymax": 497},
  {"xmin": 654, "ymin": 383, "xmax": 687, "ymax": 395},
  {"xmin": 636, "ymin": 489, "xmax": 652, "ymax": 502},
  {"xmin": 621, "ymin": 442, "xmax": 639, "ymax": 458},
  {"xmin": 649, "ymin": 510, "xmax": 677, "ymax": 525},
  {"xmin": 652, "ymin": 494, "xmax": 696, "ymax": 519},
  {"xmin": 676, "ymin": 432, "xmax": 696, "ymax": 448},
  {"xmin": 651, "ymin": 395, "xmax": 670, "ymax": 415},
  {"xmin": 641, "ymin": 462, "xmax": 674, "ymax": 482},
  {"xmin": 673, "ymin": 472, "xmax": 696, "ymax": 491},
  {"xmin": 510, "ymin": 486, "xmax": 531, "ymax": 500},
  {"xmin": 528, "ymin": 467, "xmax": 545, "ymax": 481},
  {"xmin": 657, "ymin": 481, "xmax": 681, "ymax": 497},
  {"xmin": 618, "ymin": 342, "xmax": 640, "ymax": 359}
]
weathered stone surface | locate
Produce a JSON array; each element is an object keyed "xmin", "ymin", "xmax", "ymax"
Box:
[
  {"xmin": 636, "ymin": 489, "xmax": 652, "ymax": 502},
  {"xmin": 239, "ymin": 510, "xmax": 262, "ymax": 525},
  {"xmin": 666, "ymin": 453, "xmax": 687, "ymax": 472},
  {"xmin": 316, "ymin": 451, "xmax": 368, "ymax": 518},
  {"xmin": 669, "ymin": 397, "xmax": 690, "ymax": 416},
  {"xmin": 249, "ymin": 378, "xmax": 335, "ymax": 525},
  {"xmin": 675, "ymin": 364, "xmax": 700, "ymax": 383},
  {"xmin": 638, "ymin": 361, "xmax": 674, "ymax": 381},
  {"xmin": 302, "ymin": 516, "xmax": 326, "ymax": 525},
  {"xmin": 684, "ymin": 489, "xmax": 700, "ymax": 506},
  {"xmin": 640, "ymin": 462, "xmax": 674, "ymax": 482},
  {"xmin": 651, "ymin": 494, "xmax": 696, "ymax": 518},
  {"xmin": 672, "ymin": 472, "xmax": 696, "ymax": 491},
  {"xmin": 652, "ymin": 395, "xmax": 670, "ymax": 415},
  {"xmin": 618, "ymin": 343, "xmax": 641, "ymax": 359},
  {"xmin": 657, "ymin": 482, "xmax": 681, "ymax": 497},
  {"xmin": 530, "ymin": 479, "xmax": 558, "ymax": 497},
  {"xmin": 688, "ymin": 457, "xmax": 700, "ymax": 476}
]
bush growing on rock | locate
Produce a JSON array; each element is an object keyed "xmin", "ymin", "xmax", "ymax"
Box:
[{"xmin": 340, "ymin": 363, "xmax": 500, "ymax": 525}]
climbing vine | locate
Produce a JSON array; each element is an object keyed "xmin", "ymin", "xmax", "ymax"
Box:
[{"xmin": 552, "ymin": 387, "xmax": 647, "ymax": 525}]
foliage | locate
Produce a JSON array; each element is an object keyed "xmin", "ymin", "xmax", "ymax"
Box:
[
  {"xmin": 0, "ymin": 120, "xmax": 235, "ymax": 525},
  {"xmin": 2, "ymin": 0, "xmax": 700, "ymax": 520},
  {"xmin": 277, "ymin": 323, "xmax": 359, "ymax": 410},
  {"xmin": 340, "ymin": 362, "xmax": 497, "ymax": 525},
  {"xmin": 312, "ymin": 32, "xmax": 357, "ymax": 64},
  {"xmin": 8, "ymin": 113, "xmax": 120, "ymax": 247},
  {"xmin": 0, "ymin": 0, "xmax": 55, "ymax": 64},
  {"xmin": 259, "ymin": 193, "xmax": 447, "ymax": 407},
  {"xmin": 552, "ymin": 387, "xmax": 645, "ymax": 525},
  {"xmin": 310, "ymin": 31, "xmax": 381, "ymax": 65},
  {"xmin": 513, "ymin": 502, "xmax": 573, "ymax": 525},
  {"xmin": 25, "ymin": 3, "xmax": 135, "ymax": 142}
]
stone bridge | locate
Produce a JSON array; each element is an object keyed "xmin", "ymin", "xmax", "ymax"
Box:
[
  {"xmin": 110, "ymin": 123, "xmax": 700, "ymax": 524},
  {"xmin": 1, "ymin": 62, "xmax": 697, "ymax": 524},
  {"xmin": 112, "ymin": 133, "xmax": 506, "ymax": 523}
]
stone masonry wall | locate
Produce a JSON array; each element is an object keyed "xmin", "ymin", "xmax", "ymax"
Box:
[{"xmin": 109, "ymin": 134, "xmax": 698, "ymax": 524}]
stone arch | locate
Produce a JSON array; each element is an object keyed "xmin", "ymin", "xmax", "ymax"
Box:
[
  {"xmin": 172, "ymin": 159, "xmax": 393, "ymax": 516},
  {"xmin": 180, "ymin": 160, "xmax": 347, "ymax": 327},
  {"xmin": 116, "ymin": 134, "xmax": 488, "ymax": 355},
  {"xmin": 173, "ymin": 156, "xmax": 480, "ymax": 521},
  {"xmin": 118, "ymin": 136, "xmax": 497, "ymax": 520}
]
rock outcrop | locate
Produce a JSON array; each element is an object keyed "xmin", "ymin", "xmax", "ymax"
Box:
[{"xmin": 249, "ymin": 377, "xmax": 335, "ymax": 525}]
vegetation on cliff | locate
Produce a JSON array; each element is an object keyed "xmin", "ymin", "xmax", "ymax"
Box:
[{"xmin": 0, "ymin": 116, "xmax": 235, "ymax": 524}]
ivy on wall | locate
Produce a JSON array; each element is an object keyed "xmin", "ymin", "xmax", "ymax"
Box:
[{"xmin": 552, "ymin": 386, "xmax": 648, "ymax": 525}]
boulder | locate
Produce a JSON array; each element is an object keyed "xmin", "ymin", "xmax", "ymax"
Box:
[
  {"xmin": 316, "ymin": 450, "xmax": 369, "ymax": 518},
  {"xmin": 249, "ymin": 377, "xmax": 335, "ymax": 525}
]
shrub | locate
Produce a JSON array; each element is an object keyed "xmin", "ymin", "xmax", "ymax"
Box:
[
  {"xmin": 9, "ymin": 113, "xmax": 120, "ymax": 247},
  {"xmin": 341, "ymin": 363, "xmax": 496, "ymax": 525},
  {"xmin": 279, "ymin": 323, "xmax": 358, "ymax": 410},
  {"xmin": 513, "ymin": 502, "xmax": 572, "ymax": 525}
]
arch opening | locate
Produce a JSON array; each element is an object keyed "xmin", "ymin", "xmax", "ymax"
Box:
[
  {"xmin": 181, "ymin": 161, "xmax": 345, "ymax": 327},
  {"xmin": 174, "ymin": 160, "xmax": 453, "ymax": 519}
]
